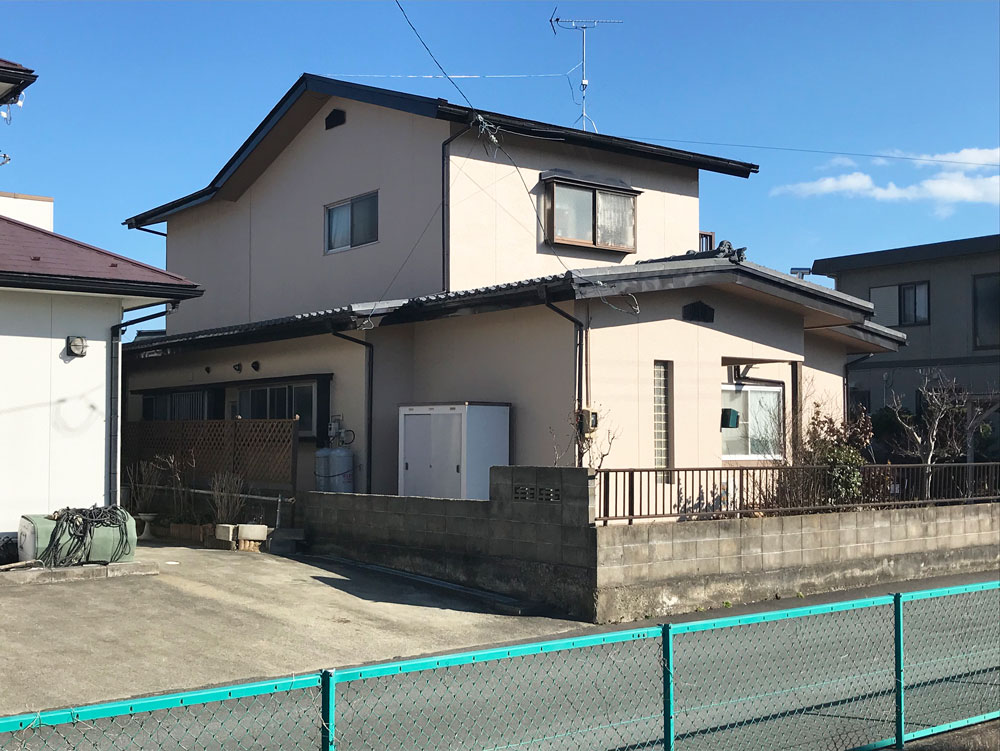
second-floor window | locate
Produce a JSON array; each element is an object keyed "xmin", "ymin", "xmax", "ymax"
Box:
[
  {"xmin": 325, "ymin": 191, "xmax": 378, "ymax": 253},
  {"xmin": 898, "ymin": 281, "xmax": 929, "ymax": 325},
  {"xmin": 974, "ymin": 273, "xmax": 999, "ymax": 348},
  {"xmin": 542, "ymin": 171, "xmax": 638, "ymax": 252},
  {"xmin": 870, "ymin": 281, "xmax": 929, "ymax": 327}
]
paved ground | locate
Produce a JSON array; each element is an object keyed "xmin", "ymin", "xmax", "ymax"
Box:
[
  {"xmin": 0, "ymin": 543, "xmax": 576, "ymax": 715},
  {"xmin": 1, "ymin": 549, "xmax": 996, "ymax": 751}
]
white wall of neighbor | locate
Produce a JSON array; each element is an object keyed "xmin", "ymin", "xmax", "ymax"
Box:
[
  {"xmin": 0, "ymin": 192, "xmax": 54, "ymax": 231},
  {"xmin": 0, "ymin": 289, "xmax": 120, "ymax": 534}
]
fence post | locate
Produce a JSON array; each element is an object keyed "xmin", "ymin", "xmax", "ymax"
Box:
[
  {"xmin": 321, "ymin": 669, "xmax": 336, "ymax": 750},
  {"xmin": 893, "ymin": 593, "xmax": 904, "ymax": 749},
  {"xmin": 663, "ymin": 623, "xmax": 674, "ymax": 751}
]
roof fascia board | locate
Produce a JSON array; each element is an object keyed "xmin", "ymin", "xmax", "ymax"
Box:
[
  {"xmin": 436, "ymin": 103, "xmax": 758, "ymax": 178},
  {"xmin": 125, "ymin": 75, "xmax": 760, "ymax": 228},
  {"xmin": 0, "ymin": 273, "xmax": 202, "ymax": 300},
  {"xmin": 573, "ymin": 263, "xmax": 872, "ymax": 323},
  {"xmin": 813, "ymin": 234, "xmax": 1000, "ymax": 276}
]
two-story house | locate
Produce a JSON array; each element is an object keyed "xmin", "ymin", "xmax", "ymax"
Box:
[
  {"xmin": 121, "ymin": 75, "xmax": 902, "ymax": 498},
  {"xmin": 813, "ymin": 235, "xmax": 1000, "ymax": 459}
]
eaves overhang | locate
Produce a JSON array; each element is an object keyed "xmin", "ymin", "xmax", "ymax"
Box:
[
  {"xmin": 569, "ymin": 259, "xmax": 875, "ymax": 327},
  {"xmin": 811, "ymin": 320, "xmax": 907, "ymax": 354},
  {"xmin": 0, "ymin": 271, "xmax": 202, "ymax": 302},
  {"xmin": 123, "ymin": 75, "xmax": 759, "ymax": 229},
  {"xmin": 0, "ymin": 59, "xmax": 36, "ymax": 105}
]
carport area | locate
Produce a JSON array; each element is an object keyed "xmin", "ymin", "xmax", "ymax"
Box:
[{"xmin": 0, "ymin": 545, "xmax": 576, "ymax": 715}]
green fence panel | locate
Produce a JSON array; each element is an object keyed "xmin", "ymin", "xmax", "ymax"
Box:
[
  {"xmin": 670, "ymin": 598, "xmax": 898, "ymax": 751},
  {"xmin": 898, "ymin": 581, "xmax": 1000, "ymax": 743},
  {"xmin": 0, "ymin": 581, "xmax": 996, "ymax": 750},
  {"xmin": 0, "ymin": 675, "xmax": 322, "ymax": 750},
  {"xmin": 333, "ymin": 628, "xmax": 664, "ymax": 750}
]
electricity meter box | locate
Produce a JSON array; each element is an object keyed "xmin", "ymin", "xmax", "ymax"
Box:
[
  {"xmin": 398, "ymin": 402, "xmax": 510, "ymax": 500},
  {"xmin": 18, "ymin": 512, "xmax": 137, "ymax": 563}
]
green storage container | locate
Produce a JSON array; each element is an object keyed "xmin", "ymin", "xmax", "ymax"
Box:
[{"xmin": 18, "ymin": 511, "xmax": 137, "ymax": 564}]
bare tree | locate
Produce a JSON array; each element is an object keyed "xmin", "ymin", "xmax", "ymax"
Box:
[{"xmin": 887, "ymin": 370, "xmax": 998, "ymax": 498}]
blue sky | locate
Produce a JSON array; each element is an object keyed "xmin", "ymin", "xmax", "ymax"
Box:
[{"xmin": 2, "ymin": 1, "xmax": 998, "ymax": 311}]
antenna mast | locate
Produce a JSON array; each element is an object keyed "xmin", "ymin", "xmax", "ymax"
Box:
[{"xmin": 549, "ymin": 8, "xmax": 622, "ymax": 133}]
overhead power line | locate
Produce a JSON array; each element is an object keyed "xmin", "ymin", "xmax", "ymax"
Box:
[
  {"xmin": 619, "ymin": 137, "xmax": 1000, "ymax": 168},
  {"xmin": 326, "ymin": 72, "xmax": 572, "ymax": 79}
]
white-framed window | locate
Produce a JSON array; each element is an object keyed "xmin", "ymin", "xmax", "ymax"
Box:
[
  {"xmin": 236, "ymin": 382, "xmax": 315, "ymax": 435},
  {"xmin": 543, "ymin": 174, "xmax": 638, "ymax": 252},
  {"xmin": 325, "ymin": 191, "xmax": 378, "ymax": 253},
  {"xmin": 721, "ymin": 383, "xmax": 784, "ymax": 460}
]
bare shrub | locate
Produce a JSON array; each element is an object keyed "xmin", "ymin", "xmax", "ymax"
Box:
[{"xmin": 209, "ymin": 471, "xmax": 246, "ymax": 525}]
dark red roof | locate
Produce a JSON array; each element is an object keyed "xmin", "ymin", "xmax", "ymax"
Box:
[
  {"xmin": 0, "ymin": 213, "xmax": 201, "ymax": 297},
  {"xmin": 0, "ymin": 58, "xmax": 31, "ymax": 71}
]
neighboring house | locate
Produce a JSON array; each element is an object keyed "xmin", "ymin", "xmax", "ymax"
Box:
[
  {"xmin": 813, "ymin": 235, "xmax": 1000, "ymax": 421},
  {"xmin": 121, "ymin": 75, "xmax": 903, "ymax": 498},
  {"xmin": 0, "ymin": 212, "xmax": 201, "ymax": 536}
]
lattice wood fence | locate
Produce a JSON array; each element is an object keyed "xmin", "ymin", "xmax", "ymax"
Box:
[{"xmin": 122, "ymin": 419, "xmax": 299, "ymax": 492}]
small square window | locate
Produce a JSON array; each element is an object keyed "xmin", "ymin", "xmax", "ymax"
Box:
[{"xmin": 326, "ymin": 192, "xmax": 378, "ymax": 253}]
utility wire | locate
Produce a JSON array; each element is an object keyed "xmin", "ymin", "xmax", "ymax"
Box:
[
  {"xmin": 393, "ymin": 0, "xmax": 474, "ymax": 109},
  {"xmin": 619, "ymin": 137, "xmax": 1000, "ymax": 168},
  {"xmin": 392, "ymin": 0, "xmax": 639, "ymax": 317}
]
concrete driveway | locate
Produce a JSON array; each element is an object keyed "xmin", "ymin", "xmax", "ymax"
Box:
[{"xmin": 0, "ymin": 544, "xmax": 577, "ymax": 715}]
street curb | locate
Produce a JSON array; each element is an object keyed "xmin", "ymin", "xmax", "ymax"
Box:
[{"xmin": 0, "ymin": 561, "xmax": 159, "ymax": 586}]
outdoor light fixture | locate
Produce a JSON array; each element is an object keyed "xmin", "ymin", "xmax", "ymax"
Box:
[
  {"xmin": 251, "ymin": 361, "xmax": 260, "ymax": 372},
  {"xmin": 65, "ymin": 336, "xmax": 87, "ymax": 358},
  {"xmin": 233, "ymin": 363, "xmax": 242, "ymax": 373},
  {"xmin": 204, "ymin": 366, "xmax": 211, "ymax": 374}
]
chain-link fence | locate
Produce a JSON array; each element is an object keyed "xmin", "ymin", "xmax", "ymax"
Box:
[{"xmin": 1, "ymin": 582, "xmax": 996, "ymax": 750}]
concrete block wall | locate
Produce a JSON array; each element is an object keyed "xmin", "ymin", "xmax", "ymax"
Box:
[
  {"xmin": 301, "ymin": 467, "xmax": 599, "ymax": 617},
  {"xmin": 596, "ymin": 502, "xmax": 1000, "ymax": 622}
]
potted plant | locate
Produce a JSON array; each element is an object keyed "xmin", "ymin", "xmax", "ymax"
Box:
[{"xmin": 125, "ymin": 461, "xmax": 162, "ymax": 541}]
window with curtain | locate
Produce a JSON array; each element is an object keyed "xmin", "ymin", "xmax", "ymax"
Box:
[
  {"xmin": 546, "ymin": 178, "xmax": 637, "ymax": 252},
  {"xmin": 721, "ymin": 383, "xmax": 784, "ymax": 459},
  {"xmin": 325, "ymin": 191, "xmax": 378, "ymax": 253}
]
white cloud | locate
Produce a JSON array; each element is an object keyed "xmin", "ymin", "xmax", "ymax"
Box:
[
  {"xmin": 817, "ymin": 155, "xmax": 857, "ymax": 170},
  {"xmin": 891, "ymin": 147, "xmax": 1000, "ymax": 170},
  {"xmin": 770, "ymin": 170, "xmax": 1000, "ymax": 211},
  {"xmin": 870, "ymin": 157, "xmax": 890, "ymax": 166}
]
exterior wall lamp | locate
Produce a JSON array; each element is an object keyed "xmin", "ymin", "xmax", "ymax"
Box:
[{"xmin": 65, "ymin": 336, "xmax": 88, "ymax": 358}]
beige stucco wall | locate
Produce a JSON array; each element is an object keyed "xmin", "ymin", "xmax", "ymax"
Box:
[
  {"xmin": 402, "ymin": 303, "xmax": 578, "ymax": 474},
  {"xmin": 162, "ymin": 102, "xmax": 706, "ymax": 336},
  {"xmin": 0, "ymin": 192, "xmax": 54, "ymax": 231},
  {"xmin": 447, "ymin": 131, "xmax": 700, "ymax": 291},
  {"xmin": 164, "ymin": 99, "xmax": 450, "ymax": 335},
  {"xmin": 128, "ymin": 306, "xmax": 576, "ymax": 495},
  {"xmin": 125, "ymin": 297, "xmax": 855, "ymax": 499},
  {"xmin": 0, "ymin": 289, "xmax": 121, "ymax": 534},
  {"xmin": 585, "ymin": 288, "xmax": 811, "ymax": 469}
]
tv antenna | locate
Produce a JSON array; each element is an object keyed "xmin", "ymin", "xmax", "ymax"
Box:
[{"xmin": 549, "ymin": 8, "xmax": 622, "ymax": 132}]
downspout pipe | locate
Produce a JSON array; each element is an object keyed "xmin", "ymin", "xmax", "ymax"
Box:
[
  {"xmin": 844, "ymin": 353, "xmax": 874, "ymax": 418},
  {"xmin": 108, "ymin": 303, "xmax": 179, "ymax": 507},
  {"xmin": 332, "ymin": 331, "xmax": 374, "ymax": 494},
  {"xmin": 544, "ymin": 299, "xmax": 585, "ymax": 468},
  {"xmin": 441, "ymin": 124, "xmax": 472, "ymax": 292}
]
